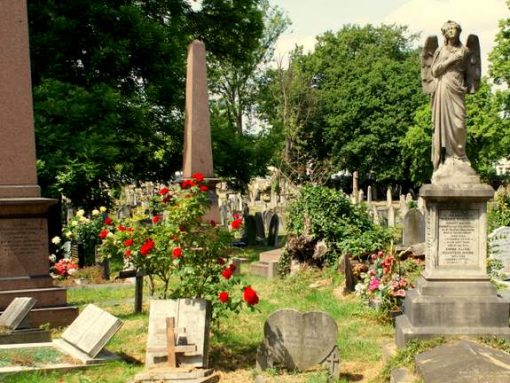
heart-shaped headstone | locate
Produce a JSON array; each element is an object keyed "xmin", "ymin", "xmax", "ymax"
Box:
[{"xmin": 262, "ymin": 309, "xmax": 337, "ymax": 370}]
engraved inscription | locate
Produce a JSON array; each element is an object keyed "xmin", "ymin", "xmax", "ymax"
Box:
[
  {"xmin": 0, "ymin": 219, "xmax": 48, "ymax": 276},
  {"xmin": 438, "ymin": 210, "xmax": 478, "ymax": 266}
]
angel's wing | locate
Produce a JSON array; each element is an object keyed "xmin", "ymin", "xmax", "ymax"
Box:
[
  {"xmin": 465, "ymin": 34, "xmax": 481, "ymax": 93},
  {"xmin": 421, "ymin": 35, "xmax": 439, "ymax": 94}
]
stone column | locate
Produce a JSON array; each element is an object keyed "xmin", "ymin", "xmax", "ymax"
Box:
[
  {"xmin": 182, "ymin": 40, "xmax": 219, "ymax": 223},
  {"xmin": 0, "ymin": 1, "xmax": 77, "ymax": 327},
  {"xmin": 352, "ymin": 171, "xmax": 359, "ymax": 204}
]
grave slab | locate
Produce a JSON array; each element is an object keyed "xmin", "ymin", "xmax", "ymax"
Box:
[
  {"xmin": 0, "ymin": 297, "xmax": 36, "ymax": 330},
  {"xmin": 415, "ymin": 340, "xmax": 510, "ymax": 383}
]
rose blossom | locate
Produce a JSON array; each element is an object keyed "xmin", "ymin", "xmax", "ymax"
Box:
[
  {"xmin": 104, "ymin": 216, "xmax": 113, "ymax": 225},
  {"xmin": 152, "ymin": 215, "xmax": 161, "ymax": 224},
  {"xmin": 218, "ymin": 291, "xmax": 229, "ymax": 303},
  {"xmin": 231, "ymin": 218, "xmax": 242, "ymax": 230},
  {"xmin": 243, "ymin": 286, "xmax": 259, "ymax": 305},
  {"xmin": 368, "ymin": 277, "xmax": 380, "ymax": 292},
  {"xmin": 118, "ymin": 225, "xmax": 127, "ymax": 231},
  {"xmin": 124, "ymin": 238, "xmax": 134, "ymax": 247},
  {"xmin": 192, "ymin": 172, "xmax": 205, "ymax": 182},
  {"xmin": 172, "ymin": 247, "xmax": 183, "ymax": 258},
  {"xmin": 159, "ymin": 187, "xmax": 169, "ymax": 195},
  {"xmin": 99, "ymin": 230, "xmax": 109, "ymax": 239},
  {"xmin": 222, "ymin": 268, "xmax": 233, "ymax": 280},
  {"xmin": 140, "ymin": 239, "xmax": 155, "ymax": 256},
  {"xmin": 199, "ymin": 185, "xmax": 209, "ymax": 192}
]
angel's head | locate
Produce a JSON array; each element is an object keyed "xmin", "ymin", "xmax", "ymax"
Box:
[{"xmin": 441, "ymin": 20, "xmax": 462, "ymax": 44}]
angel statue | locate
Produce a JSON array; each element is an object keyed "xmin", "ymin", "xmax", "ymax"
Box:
[{"xmin": 421, "ymin": 20, "xmax": 481, "ymax": 172}]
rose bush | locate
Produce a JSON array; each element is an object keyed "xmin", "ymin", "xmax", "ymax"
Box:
[{"xmin": 98, "ymin": 173, "xmax": 258, "ymax": 321}]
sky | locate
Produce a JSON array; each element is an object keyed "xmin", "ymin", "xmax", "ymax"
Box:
[{"xmin": 270, "ymin": 0, "xmax": 508, "ymax": 75}]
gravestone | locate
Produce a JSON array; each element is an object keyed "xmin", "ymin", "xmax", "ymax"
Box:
[
  {"xmin": 181, "ymin": 40, "xmax": 219, "ymax": 223},
  {"xmin": 367, "ymin": 186, "xmax": 372, "ymax": 205},
  {"xmin": 387, "ymin": 206, "xmax": 395, "ymax": 227},
  {"xmin": 402, "ymin": 208, "xmax": 425, "ymax": 246},
  {"xmin": 0, "ymin": 1, "xmax": 77, "ymax": 328},
  {"xmin": 146, "ymin": 299, "xmax": 211, "ymax": 368},
  {"xmin": 0, "ymin": 297, "xmax": 35, "ymax": 330},
  {"xmin": 58, "ymin": 304, "xmax": 123, "ymax": 359},
  {"xmin": 266, "ymin": 214, "xmax": 279, "ymax": 247},
  {"xmin": 489, "ymin": 226, "xmax": 510, "ymax": 274},
  {"xmin": 254, "ymin": 212, "xmax": 266, "ymax": 242},
  {"xmin": 263, "ymin": 210, "xmax": 274, "ymax": 232},
  {"xmin": 242, "ymin": 215, "xmax": 257, "ymax": 245},
  {"xmin": 256, "ymin": 309, "xmax": 340, "ymax": 380}
]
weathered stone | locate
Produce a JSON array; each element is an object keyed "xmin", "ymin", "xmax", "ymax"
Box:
[
  {"xmin": 133, "ymin": 367, "xmax": 220, "ymax": 383},
  {"xmin": 402, "ymin": 208, "xmax": 425, "ymax": 246},
  {"xmin": 0, "ymin": 297, "xmax": 35, "ymax": 330},
  {"xmin": 254, "ymin": 212, "xmax": 266, "ymax": 242},
  {"xmin": 489, "ymin": 226, "xmax": 510, "ymax": 274},
  {"xmin": 256, "ymin": 309, "xmax": 338, "ymax": 373},
  {"xmin": 415, "ymin": 340, "xmax": 510, "ymax": 383},
  {"xmin": 146, "ymin": 299, "xmax": 211, "ymax": 368},
  {"xmin": 267, "ymin": 214, "xmax": 279, "ymax": 247},
  {"xmin": 61, "ymin": 304, "xmax": 123, "ymax": 358}
]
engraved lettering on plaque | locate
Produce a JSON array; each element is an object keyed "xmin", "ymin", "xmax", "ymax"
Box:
[
  {"xmin": 0, "ymin": 219, "xmax": 48, "ymax": 276},
  {"xmin": 438, "ymin": 210, "xmax": 478, "ymax": 266}
]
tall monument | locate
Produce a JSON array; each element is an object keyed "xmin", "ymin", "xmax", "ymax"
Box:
[
  {"xmin": 395, "ymin": 21, "xmax": 510, "ymax": 346},
  {"xmin": 182, "ymin": 40, "xmax": 219, "ymax": 222},
  {"xmin": 0, "ymin": 1, "xmax": 77, "ymax": 326}
]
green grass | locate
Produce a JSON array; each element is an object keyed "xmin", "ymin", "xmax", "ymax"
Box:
[
  {"xmin": 8, "ymin": 265, "xmax": 395, "ymax": 382},
  {"xmin": 0, "ymin": 347, "xmax": 67, "ymax": 368}
]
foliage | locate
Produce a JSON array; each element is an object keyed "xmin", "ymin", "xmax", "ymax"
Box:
[
  {"xmin": 490, "ymin": 0, "xmax": 510, "ymax": 117},
  {"xmin": 488, "ymin": 188, "xmax": 510, "ymax": 232},
  {"xmin": 259, "ymin": 24, "xmax": 427, "ymax": 187},
  {"xmin": 29, "ymin": 0, "xmax": 274, "ymax": 206},
  {"xmin": 99, "ymin": 173, "xmax": 258, "ymax": 320},
  {"xmin": 286, "ymin": 184, "xmax": 392, "ymax": 261},
  {"xmin": 355, "ymin": 250, "xmax": 422, "ymax": 317}
]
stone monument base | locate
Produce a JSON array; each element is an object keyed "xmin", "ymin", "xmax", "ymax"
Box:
[
  {"xmin": 0, "ymin": 198, "xmax": 77, "ymax": 328},
  {"xmin": 395, "ymin": 277, "xmax": 510, "ymax": 347}
]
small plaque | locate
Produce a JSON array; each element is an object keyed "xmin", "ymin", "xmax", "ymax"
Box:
[{"xmin": 438, "ymin": 209, "xmax": 479, "ymax": 266}]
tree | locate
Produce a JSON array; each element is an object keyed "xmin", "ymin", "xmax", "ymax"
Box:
[
  {"xmin": 259, "ymin": 24, "xmax": 428, "ymax": 188},
  {"xmin": 28, "ymin": 0, "xmax": 270, "ymax": 206}
]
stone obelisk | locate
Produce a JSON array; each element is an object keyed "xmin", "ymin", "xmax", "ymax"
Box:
[
  {"xmin": 0, "ymin": 1, "xmax": 77, "ymax": 327},
  {"xmin": 182, "ymin": 40, "xmax": 219, "ymax": 222}
]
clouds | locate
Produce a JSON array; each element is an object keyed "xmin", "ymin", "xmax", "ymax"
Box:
[{"xmin": 271, "ymin": 0, "xmax": 508, "ymax": 73}]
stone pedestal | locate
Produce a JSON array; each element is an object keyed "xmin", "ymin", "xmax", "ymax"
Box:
[
  {"xmin": 0, "ymin": 199, "xmax": 78, "ymax": 328},
  {"xmin": 396, "ymin": 182, "xmax": 510, "ymax": 346}
]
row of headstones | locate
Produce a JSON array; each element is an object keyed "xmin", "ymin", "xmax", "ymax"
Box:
[{"xmin": 242, "ymin": 211, "xmax": 281, "ymax": 247}]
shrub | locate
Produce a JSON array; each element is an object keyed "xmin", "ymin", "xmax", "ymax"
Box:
[
  {"xmin": 286, "ymin": 184, "xmax": 392, "ymax": 263},
  {"xmin": 98, "ymin": 173, "xmax": 259, "ymax": 321}
]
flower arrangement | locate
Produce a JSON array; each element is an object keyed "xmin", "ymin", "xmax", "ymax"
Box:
[
  {"xmin": 99, "ymin": 172, "xmax": 258, "ymax": 321},
  {"xmin": 49, "ymin": 236, "xmax": 78, "ymax": 279},
  {"xmin": 355, "ymin": 250, "xmax": 421, "ymax": 316}
]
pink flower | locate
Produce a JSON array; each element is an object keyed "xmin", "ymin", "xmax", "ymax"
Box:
[{"xmin": 368, "ymin": 277, "xmax": 380, "ymax": 292}]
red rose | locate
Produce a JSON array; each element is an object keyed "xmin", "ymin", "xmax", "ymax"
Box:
[
  {"xmin": 124, "ymin": 249, "xmax": 132, "ymax": 257},
  {"xmin": 118, "ymin": 225, "xmax": 126, "ymax": 232},
  {"xmin": 172, "ymin": 247, "xmax": 183, "ymax": 258},
  {"xmin": 140, "ymin": 239, "xmax": 155, "ymax": 256},
  {"xmin": 124, "ymin": 238, "xmax": 134, "ymax": 247},
  {"xmin": 210, "ymin": 220, "xmax": 217, "ymax": 227},
  {"xmin": 199, "ymin": 185, "xmax": 209, "ymax": 192},
  {"xmin": 104, "ymin": 216, "xmax": 113, "ymax": 225},
  {"xmin": 233, "ymin": 213, "xmax": 240, "ymax": 220},
  {"xmin": 217, "ymin": 257, "xmax": 226, "ymax": 265},
  {"xmin": 162, "ymin": 195, "xmax": 171, "ymax": 203},
  {"xmin": 159, "ymin": 187, "xmax": 169, "ymax": 195},
  {"xmin": 218, "ymin": 291, "xmax": 229, "ymax": 303},
  {"xmin": 222, "ymin": 268, "xmax": 233, "ymax": 280},
  {"xmin": 231, "ymin": 218, "xmax": 242, "ymax": 230},
  {"xmin": 192, "ymin": 172, "xmax": 205, "ymax": 182},
  {"xmin": 243, "ymin": 286, "xmax": 259, "ymax": 305},
  {"xmin": 229, "ymin": 263, "xmax": 237, "ymax": 272},
  {"xmin": 99, "ymin": 230, "xmax": 109, "ymax": 239},
  {"xmin": 152, "ymin": 215, "xmax": 161, "ymax": 224},
  {"xmin": 180, "ymin": 179, "xmax": 196, "ymax": 189}
]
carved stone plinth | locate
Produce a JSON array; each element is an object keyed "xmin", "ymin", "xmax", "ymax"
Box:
[{"xmin": 395, "ymin": 182, "xmax": 510, "ymax": 346}]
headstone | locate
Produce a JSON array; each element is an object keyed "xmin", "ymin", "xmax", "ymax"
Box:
[
  {"xmin": 415, "ymin": 340, "xmax": 510, "ymax": 383},
  {"xmin": 372, "ymin": 205, "xmax": 380, "ymax": 225},
  {"xmin": 0, "ymin": 297, "xmax": 36, "ymax": 330},
  {"xmin": 402, "ymin": 208, "xmax": 425, "ymax": 246},
  {"xmin": 255, "ymin": 212, "xmax": 266, "ymax": 242},
  {"xmin": 146, "ymin": 299, "xmax": 211, "ymax": 368},
  {"xmin": 399, "ymin": 194, "xmax": 407, "ymax": 217},
  {"xmin": 388, "ymin": 206, "xmax": 395, "ymax": 227},
  {"xmin": 352, "ymin": 171, "xmax": 359, "ymax": 204},
  {"xmin": 367, "ymin": 186, "xmax": 372, "ymax": 205},
  {"xmin": 60, "ymin": 304, "xmax": 123, "ymax": 359},
  {"xmin": 0, "ymin": 1, "xmax": 77, "ymax": 328},
  {"xmin": 181, "ymin": 40, "xmax": 219, "ymax": 223},
  {"xmin": 386, "ymin": 187, "xmax": 392, "ymax": 207},
  {"xmin": 256, "ymin": 309, "xmax": 339, "ymax": 380},
  {"xmin": 358, "ymin": 190, "xmax": 364, "ymax": 203},
  {"xmin": 242, "ymin": 215, "xmax": 257, "ymax": 245},
  {"xmin": 489, "ymin": 226, "xmax": 510, "ymax": 274},
  {"xmin": 266, "ymin": 214, "xmax": 279, "ymax": 247}
]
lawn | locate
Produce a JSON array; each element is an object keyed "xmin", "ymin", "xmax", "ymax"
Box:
[{"xmin": 2, "ymin": 263, "xmax": 394, "ymax": 383}]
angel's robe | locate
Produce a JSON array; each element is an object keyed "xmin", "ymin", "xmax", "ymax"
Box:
[{"xmin": 430, "ymin": 44, "xmax": 469, "ymax": 170}]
